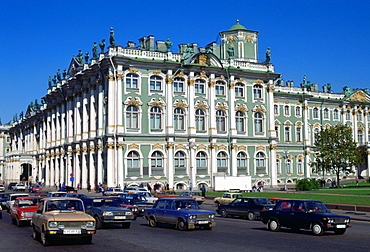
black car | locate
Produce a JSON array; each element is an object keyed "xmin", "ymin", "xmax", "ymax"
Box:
[
  {"xmin": 8, "ymin": 183, "xmax": 17, "ymax": 190},
  {"xmin": 120, "ymin": 193, "xmax": 154, "ymax": 215},
  {"xmin": 260, "ymin": 200, "xmax": 351, "ymax": 236},
  {"xmin": 58, "ymin": 186, "xmax": 78, "ymax": 193},
  {"xmin": 216, "ymin": 197, "xmax": 274, "ymax": 220},
  {"xmin": 82, "ymin": 197, "xmax": 135, "ymax": 228}
]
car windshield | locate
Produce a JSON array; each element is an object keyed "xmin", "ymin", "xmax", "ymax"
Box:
[
  {"xmin": 18, "ymin": 198, "xmax": 40, "ymax": 207},
  {"xmin": 305, "ymin": 201, "xmax": 329, "ymax": 213},
  {"xmin": 166, "ymin": 191, "xmax": 176, "ymax": 195},
  {"xmin": 253, "ymin": 198, "xmax": 272, "ymax": 205},
  {"xmin": 46, "ymin": 200, "xmax": 84, "ymax": 212},
  {"xmin": 174, "ymin": 200, "xmax": 200, "ymax": 210},
  {"xmin": 112, "ymin": 197, "xmax": 130, "ymax": 205},
  {"xmin": 92, "ymin": 199, "xmax": 120, "ymax": 207}
]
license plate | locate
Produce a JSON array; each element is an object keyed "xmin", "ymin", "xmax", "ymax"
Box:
[
  {"xmin": 336, "ymin": 224, "xmax": 346, "ymax": 229},
  {"xmin": 63, "ymin": 229, "xmax": 81, "ymax": 234},
  {"xmin": 114, "ymin": 216, "xmax": 126, "ymax": 219},
  {"xmin": 198, "ymin": 221, "xmax": 209, "ymax": 224}
]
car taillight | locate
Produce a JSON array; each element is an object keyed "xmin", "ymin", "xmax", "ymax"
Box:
[{"xmin": 262, "ymin": 207, "xmax": 267, "ymax": 211}]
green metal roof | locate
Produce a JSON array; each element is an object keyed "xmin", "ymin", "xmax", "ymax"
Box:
[{"xmin": 229, "ymin": 20, "xmax": 247, "ymax": 31}]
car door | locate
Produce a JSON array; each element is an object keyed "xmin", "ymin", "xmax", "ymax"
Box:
[
  {"xmin": 152, "ymin": 200, "xmax": 166, "ymax": 223},
  {"xmin": 227, "ymin": 198, "xmax": 243, "ymax": 216},
  {"xmin": 289, "ymin": 201, "xmax": 310, "ymax": 229},
  {"xmin": 274, "ymin": 201, "xmax": 293, "ymax": 228},
  {"xmin": 162, "ymin": 200, "xmax": 177, "ymax": 224}
]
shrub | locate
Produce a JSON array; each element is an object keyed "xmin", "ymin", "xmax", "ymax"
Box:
[{"xmin": 296, "ymin": 178, "xmax": 319, "ymax": 191}]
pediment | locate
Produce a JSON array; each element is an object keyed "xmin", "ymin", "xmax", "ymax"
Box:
[
  {"xmin": 67, "ymin": 57, "xmax": 83, "ymax": 77},
  {"xmin": 184, "ymin": 52, "xmax": 223, "ymax": 67},
  {"xmin": 346, "ymin": 90, "xmax": 370, "ymax": 102}
]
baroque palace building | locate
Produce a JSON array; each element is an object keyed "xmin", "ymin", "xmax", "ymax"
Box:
[{"xmin": 4, "ymin": 21, "xmax": 370, "ymax": 190}]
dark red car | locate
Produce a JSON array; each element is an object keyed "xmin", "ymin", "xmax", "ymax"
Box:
[{"xmin": 10, "ymin": 196, "xmax": 42, "ymax": 226}]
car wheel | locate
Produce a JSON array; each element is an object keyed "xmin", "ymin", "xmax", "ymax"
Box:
[
  {"xmin": 247, "ymin": 211, "xmax": 255, "ymax": 221},
  {"xmin": 122, "ymin": 222, "xmax": 131, "ymax": 228},
  {"xmin": 312, "ymin": 223, "xmax": 324, "ymax": 236},
  {"xmin": 334, "ymin": 229, "xmax": 346, "ymax": 235},
  {"xmin": 95, "ymin": 216, "xmax": 103, "ymax": 229},
  {"xmin": 268, "ymin": 219, "xmax": 280, "ymax": 232},
  {"xmin": 16, "ymin": 217, "xmax": 21, "ymax": 227},
  {"xmin": 32, "ymin": 226, "xmax": 39, "ymax": 240},
  {"xmin": 148, "ymin": 218, "xmax": 157, "ymax": 227},
  {"xmin": 84, "ymin": 235, "xmax": 92, "ymax": 244},
  {"xmin": 220, "ymin": 209, "xmax": 228, "ymax": 218},
  {"xmin": 215, "ymin": 201, "xmax": 220, "ymax": 207},
  {"xmin": 177, "ymin": 219, "xmax": 188, "ymax": 231},
  {"xmin": 41, "ymin": 231, "xmax": 50, "ymax": 246}
]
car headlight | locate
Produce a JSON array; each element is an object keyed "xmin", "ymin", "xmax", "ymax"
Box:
[
  {"xmin": 189, "ymin": 215, "xmax": 197, "ymax": 220},
  {"xmin": 345, "ymin": 219, "xmax": 350, "ymax": 223},
  {"xmin": 49, "ymin": 221, "xmax": 58, "ymax": 228},
  {"xmin": 86, "ymin": 221, "xmax": 94, "ymax": 227},
  {"xmin": 209, "ymin": 214, "xmax": 215, "ymax": 219},
  {"xmin": 125, "ymin": 211, "xmax": 133, "ymax": 215},
  {"xmin": 103, "ymin": 212, "xmax": 113, "ymax": 216},
  {"xmin": 327, "ymin": 219, "xmax": 334, "ymax": 223}
]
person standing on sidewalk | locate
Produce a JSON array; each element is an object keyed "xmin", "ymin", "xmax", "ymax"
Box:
[{"xmin": 200, "ymin": 185, "xmax": 206, "ymax": 197}]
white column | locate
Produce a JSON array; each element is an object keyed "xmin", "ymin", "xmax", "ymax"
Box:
[
  {"xmin": 89, "ymin": 143, "xmax": 96, "ymax": 188},
  {"xmin": 167, "ymin": 143, "xmax": 174, "ymax": 189},
  {"xmin": 188, "ymin": 72, "xmax": 196, "ymax": 135},
  {"xmin": 166, "ymin": 71, "xmax": 174, "ymax": 135},
  {"xmin": 81, "ymin": 143, "xmax": 88, "ymax": 188},
  {"xmin": 208, "ymin": 75, "xmax": 217, "ymax": 135}
]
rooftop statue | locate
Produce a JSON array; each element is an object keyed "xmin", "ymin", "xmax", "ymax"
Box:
[
  {"xmin": 165, "ymin": 37, "xmax": 172, "ymax": 52},
  {"xmin": 84, "ymin": 52, "xmax": 89, "ymax": 64},
  {"xmin": 182, "ymin": 44, "xmax": 194, "ymax": 61},
  {"xmin": 63, "ymin": 69, "xmax": 67, "ymax": 79},
  {"xmin": 57, "ymin": 69, "xmax": 62, "ymax": 82},
  {"xmin": 227, "ymin": 45, "xmax": 234, "ymax": 59},
  {"xmin": 265, "ymin": 47, "xmax": 271, "ymax": 63},
  {"xmin": 52, "ymin": 75, "xmax": 57, "ymax": 85},
  {"xmin": 109, "ymin": 27, "xmax": 116, "ymax": 47},
  {"xmin": 343, "ymin": 86, "xmax": 351, "ymax": 96},
  {"xmin": 327, "ymin": 83, "xmax": 332, "ymax": 92},
  {"xmin": 48, "ymin": 76, "xmax": 52, "ymax": 88},
  {"xmin": 99, "ymin": 39, "xmax": 106, "ymax": 53},
  {"xmin": 92, "ymin": 41, "xmax": 98, "ymax": 58},
  {"xmin": 77, "ymin": 49, "xmax": 84, "ymax": 66}
]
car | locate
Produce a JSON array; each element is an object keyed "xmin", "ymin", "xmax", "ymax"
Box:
[
  {"xmin": 179, "ymin": 191, "xmax": 205, "ymax": 205},
  {"xmin": 34, "ymin": 191, "xmax": 51, "ymax": 198},
  {"xmin": 6, "ymin": 193, "xmax": 30, "ymax": 211},
  {"xmin": 217, "ymin": 197, "xmax": 274, "ymax": 220},
  {"xmin": 121, "ymin": 193, "xmax": 154, "ymax": 215},
  {"xmin": 8, "ymin": 182, "xmax": 17, "ymax": 190},
  {"xmin": 0, "ymin": 184, "xmax": 5, "ymax": 192},
  {"xmin": 32, "ymin": 197, "xmax": 96, "ymax": 246},
  {"xmin": 28, "ymin": 185, "xmax": 43, "ymax": 193},
  {"xmin": 214, "ymin": 192, "xmax": 243, "ymax": 206},
  {"xmin": 47, "ymin": 192, "xmax": 67, "ymax": 197},
  {"xmin": 13, "ymin": 184, "xmax": 26, "ymax": 191},
  {"xmin": 102, "ymin": 187, "xmax": 124, "ymax": 196},
  {"xmin": 0, "ymin": 193, "xmax": 11, "ymax": 208},
  {"xmin": 260, "ymin": 199, "xmax": 351, "ymax": 236},
  {"xmin": 10, "ymin": 197, "xmax": 43, "ymax": 226},
  {"xmin": 107, "ymin": 196, "xmax": 140, "ymax": 219},
  {"xmin": 153, "ymin": 190, "xmax": 179, "ymax": 198},
  {"xmin": 82, "ymin": 197, "xmax": 135, "ymax": 229},
  {"xmin": 268, "ymin": 198, "xmax": 286, "ymax": 204},
  {"xmin": 64, "ymin": 193, "xmax": 87, "ymax": 199},
  {"xmin": 58, "ymin": 186, "xmax": 78, "ymax": 193},
  {"xmin": 135, "ymin": 191, "xmax": 158, "ymax": 203},
  {"xmin": 144, "ymin": 198, "xmax": 216, "ymax": 231}
]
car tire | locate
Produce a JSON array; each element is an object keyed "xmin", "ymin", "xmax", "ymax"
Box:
[
  {"xmin": 95, "ymin": 216, "xmax": 103, "ymax": 229},
  {"xmin": 32, "ymin": 226, "xmax": 39, "ymax": 240},
  {"xmin": 268, "ymin": 219, "xmax": 280, "ymax": 232},
  {"xmin": 312, "ymin": 223, "xmax": 324, "ymax": 236},
  {"xmin": 148, "ymin": 218, "xmax": 157, "ymax": 227},
  {"xmin": 84, "ymin": 235, "xmax": 93, "ymax": 244},
  {"xmin": 220, "ymin": 209, "xmax": 228, "ymax": 218},
  {"xmin": 16, "ymin": 217, "xmax": 21, "ymax": 227},
  {"xmin": 177, "ymin": 219, "xmax": 188, "ymax": 231},
  {"xmin": 122, "ymin": 222, "xmax": 131, "ymax": 228},
  {"xmin": 41, "ymin": 231, "xmax": 50, "ymax": 246},
  {"xmin": 334, "ymin": 229, "xmax": 346, "ymax": 235},
  {"xmin": 215, "ymin": 201, "xmax": 220, "ymax": 207},
  {"xmin": 247, "ymin": 211, "xmax": 255, "ymax": 221}
]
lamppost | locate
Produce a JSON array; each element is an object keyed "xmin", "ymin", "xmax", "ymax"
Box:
[
  {"xmin": 283, "ymin": 149, "xmax": 289, "ymax": 191},
  {"xmin": 188, "ymin": 139, "xmax": 196, "ymax": 191}
]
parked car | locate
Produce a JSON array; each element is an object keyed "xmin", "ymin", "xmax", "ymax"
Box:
[
  {"xmin": 58, "ymin": 186, "xmax": 78, "ymax": 193},
  {"xmin": 10, "ymin": 197, "xmax": 42, "ymax": 226},
  {"xmin": 214, "ymin": 193, "xmax": 243, "ymax": 206},
  {"xmin": 144, "ymin": 198, "xmax": 216, "ymax": 231},
  {"xmin": 28, "ymin": 185, "xmax": 43, "ymax": 193},
  {"xmin": 8, "ymin": 182, "xmax": 17, "ymax": 190},
  {"xmin": 179, "ymin": 191, "xmax": 205, "ymax": 205},
  {"xmin": 0, "ymin": 193, "xmax": 11, "ymax": 208},
  {"xmin": 217, "ymin": 197, "xmax": 274, "ymax": 220},
  {"xmin": 34, "ymin": 191, "xmax": 51, "ymax": 198},
  {"xmin": 82, "ymin": 197, "xmax": 134, "ymax": 228},
  {"xmin": 32, "ymin": 197, "xmax": 96, "ymax": 246},
  {"xmin": 121, "ymin": 193, "xmax": 154, "ymax": 215},
  {"xmin": 64, "ymin": 193, "xmax": 87, "ymax": 199},
  {"xmin": 135, "ymin": 191, "xmax": 158, "ymax": 203},
  {"xmin": 6, "ymin": 193, "xmax": 30, "ymax": 211},
  {"xmin": 260, "ymin": 199, "xmax": 351, "ymax": 236},
  {"xmin": 102, "ymin": 187, "xmax": 123, "ymax": 196},
  {"xmin": 47, "ymin": 192, "xmax": 67, "ymax": 197},
  {"xmin": 13, "ymin": 184, "xmax": 26, "ymax": 191},
  {"xmin": 0, "ymin": 184, "xmax": 5, "ymax": 192},
  {"xmin": 153, "ymin": 190, "xmax": 179, "ymax": 198}
]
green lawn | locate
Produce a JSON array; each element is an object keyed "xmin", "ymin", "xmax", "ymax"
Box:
[{"xmin": 206, "ymin": 191, "xmax": 370, "ymax": 206}]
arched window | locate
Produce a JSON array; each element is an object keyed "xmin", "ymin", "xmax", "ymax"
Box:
[
  {"xmin": 216, "ymin": 110, "xmax": 227, "ymax": 133},
  {"xmin": 174, "ymin": 77, "xmax": 185, "ymax": 92},
  {"xmin": 217, "ymin": 152, "xmax": 228, "ymax": 173},
  {"xmin": 150, "ymin": 76, "xmax": 162, "ymax": 91},
  {"xmin": 276, "ymin": 159, "xmax": 281, "ymax": 174},
  {"xmin": 255, "ymin": 152, "xmax": 266, "ymax": 174},
  {"xmin": 296, "ymin": 127, "xmax": 302, "ymax": 142},
  {"xmin": 126, "ymin": 105, "xmax": 139, "ymax": 129},
  {"xmin": 174, "ymin": 108, "xmax": 185, "ymax": 130},
  {"xmin": 254, "ymin": 112, "xmax": 264, "ymax": 134},
  {"xmin": 237, "ymin": 152, "xmax": 248, "ymax": 174},
  {"xmin": 295, "ymin": 106, "xmax": 301, "ymax": 117},
  {"xmin": 358, "ymin": 130, "xmax": 363, "ymax": 144},
  {"xmin": 285, "ymin": 126, "xmax": 291, "ymax": 142},
  {"xmin": 297, "ymin": 159, "xmax": 303, "ymax": 174},
  {"xmin": 286, "ymin": 159, "xmax": 291, "ymax": 174},
  {"xmin": 236, "ymin": 111, "xmax": 245, "ymax": 133},
  {"xmin": 195, "ymin": 109, "xmax": 206, "ymax": 131},
  {"xmin": 253, "ymin": 84, "xmax": 263, "ymax": 99},
  {"xmin": 151, "ymin": 151, "xmax": 164, "ymax": 175},
  {"xmin": 127, "ymin": 151, "xmax": 140, "ymax": 176},
  {"xmin": 126, "ymin": 73, "xmax": 139, "ymax": 89},
  {"xmin": 323, "ymin": 108, "xmax": 329, "ymax": 119},
  {"xmin": 150, "ymin": 106, "xmax": 162, "ymax": 130},
  {"xmin": 235, "ymin": 83, "xmax": 244, "ymax": 97},
  {"xmin": 284, "ymin": 105, "xmax": 290, "ymax": 116},
  {"xmin": 313, "ymin": 108, "xmax": 319, "ymax": 119},
  {"xmin": 215, "ymin": 81, "xmax": 225, "ymax": 96},
  {"xmin": 196, "ymin": 151, "xmax": 208, "ymax": 175},
  {"xmin": 346, "ymin": 110, "xmax": 351, "ymax": 120},
  {"xmin": 274, "ymin": 104, "xmax": 279, "ymax": 115},
  {"xmin": 195, "ymin": 79, "xmax": 205, "ymax": 94},
  {"xmin": 174, "ymin": 151, "xmax": 186, "ymax": 175},
  {"xmin": 333, "ymin": 109, "xmax": 339, "ymax": 120}
]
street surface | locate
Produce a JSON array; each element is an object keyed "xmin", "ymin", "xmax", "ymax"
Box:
[{"xmin": 1, "ymin": 199, "xmax": 370, "ymax": 252}]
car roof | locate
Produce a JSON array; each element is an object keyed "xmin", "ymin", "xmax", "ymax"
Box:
[
  {"xmin": 42, "ymin": 197, "xmax": 82, "ymax": 201},
  {"xmin": 157, "ymin": 198, "xmax": 195, "ymax": 201}
]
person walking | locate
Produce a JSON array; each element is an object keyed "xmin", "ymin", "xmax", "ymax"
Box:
[
  {"xmin": 200, "ymin": 185, "xmax": 206, "ymax": 197},
  {"xmin": 87, "ymin": 183, "xmax": 91, "ymax": 193}
]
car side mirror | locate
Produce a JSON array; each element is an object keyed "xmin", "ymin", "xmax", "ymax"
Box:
[{"xmin": 37, "ymin": 209, "xmax": 42, "ymax": 213}]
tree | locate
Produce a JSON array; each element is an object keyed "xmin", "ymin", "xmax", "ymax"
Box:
[{"xmin": 312, "ymin": 124, "xmax": 363, "ymax": 188}]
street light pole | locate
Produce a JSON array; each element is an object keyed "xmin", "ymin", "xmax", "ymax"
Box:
[{"xmin": 283, "ymin": 149, "xmax": 289, "ymax": 191}]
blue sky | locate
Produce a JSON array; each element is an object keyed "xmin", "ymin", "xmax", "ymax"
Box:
[{"xmin": 1, "ymin": 0, "xmax": 369, "ymax": 124}]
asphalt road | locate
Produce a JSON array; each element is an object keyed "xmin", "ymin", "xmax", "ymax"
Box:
[{"xmin": 1, "ymin": 200, "xmax": 370, "ymax": 252}]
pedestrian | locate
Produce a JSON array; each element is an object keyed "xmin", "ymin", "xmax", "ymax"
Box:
[
  {"xmin": 77, "ymin": 183, "xmax": 80, "ymax": 190},
  {"xmin": 54, "ymin": 182, "xmax": 57, "ymax": 190},
  {"xmin": 94, "ymin": 183, "xmax": 98, "ymax": 193},
  {"xmin": 147, "ymin": 182, "xmax": 152, "ymax": 193},
  {"xmin": 189, "ymin": 183, "xmax": 193, "ymax": 191},
  {"xmin": 200, "ymin": 185, "xmax": 206, "ymax": 197},
  {"xmin": 59, "ymin": 183, "xmax": 61, "ymax": 190},
  {"xmin": 87, "ymin": 182, "xmax": 91, "ymax": 193}
]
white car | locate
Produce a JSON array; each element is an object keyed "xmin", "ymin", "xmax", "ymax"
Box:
[
  {"xmin": 47, "ymin": 192, "xmax": 67, "ymax": 197},
  {"xmin": 103, "ymin": 188, "xmax": 123, "ymax": 196},
  {"xmin": 0, "ymin": 185, "xmax": 5, "ymax": 192},
  {"xmin": 6, "ymin": 193, "xmax": 29, "ymax": 211},
  {"xmin": 135, "ymin": 191, "xmax": 158, "ymax": 203},
  {"xmin": 13, "ymin": 184, "xmax": 26, "ymax": 191}
]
